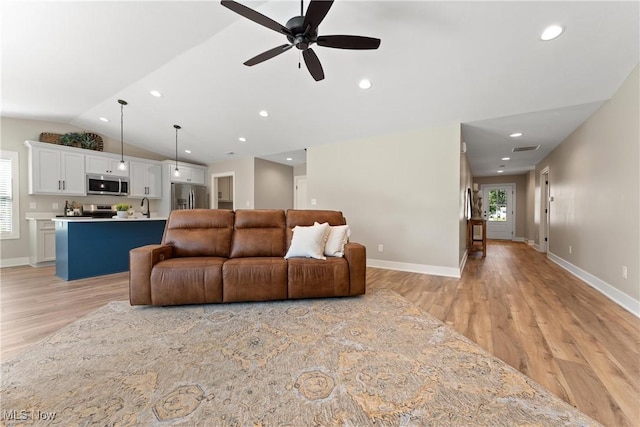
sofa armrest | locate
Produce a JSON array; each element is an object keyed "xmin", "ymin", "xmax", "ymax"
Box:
[
  {"xmin": 129, "ymin": 244, "xmax": 174, "ymax": 305},
  {"xmin": 344, "ymin": 242, "xmax": 366, "ymax": 296}
]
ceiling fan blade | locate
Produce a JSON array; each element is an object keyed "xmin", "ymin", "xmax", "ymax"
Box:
[
  {"xmin": 221, "ymin": 0, "xmax": 292, "ymax": 36},
  {"xmin": 303, "ymin": 0, "xmax": 334, "ymax": 34},
  {"xmin": 317, "ymin": 35, "xmax": 381, "ymax": 50},
  {"xmin": 302, "ymin": 48, "xmax": 325, "ymax": 81},
  {"xmin": 244, "ymin": 44, "xmax": 293, "ymax": 66}
]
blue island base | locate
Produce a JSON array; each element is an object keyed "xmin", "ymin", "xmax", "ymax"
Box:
[{"xmin": 55, "ymin": 219, "xmax": 166, "ymax": 281}]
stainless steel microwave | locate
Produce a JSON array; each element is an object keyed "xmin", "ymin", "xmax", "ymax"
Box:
[{"xmin": 86, "ymin": 175, "xmax": 129, "ymax": 196}]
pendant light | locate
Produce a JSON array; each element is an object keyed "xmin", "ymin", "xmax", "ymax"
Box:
[
  {"xmin": 173, "ymin": 125, "xmax": 181, "ymax": 177},
  {"xmin": 117, "ymin": 99, "xmax": 128, "ymax": 171}
]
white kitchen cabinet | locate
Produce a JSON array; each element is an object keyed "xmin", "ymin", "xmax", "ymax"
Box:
[
  {"xmin": 85, "ymin": 154, "xmax": 128, "ymax": 177},
  {"xmin": 26, "ymin": 142, "xmax": 85, "ymax": 195},
  {"xmin": 130, "ymin": 161, "xmax": 162, "ymax": 198},
  {"xmin": 28, "ymin": 218, "xmax": 56, "ymax": 267},
  {"xmin": 167, "ymin": 163, "xmax": 206, "ymax": 185}
]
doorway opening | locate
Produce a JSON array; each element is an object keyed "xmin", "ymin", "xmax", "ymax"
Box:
[{"xmin": 211, "ymin": 172, "xmax": 235, "ymax": 210}]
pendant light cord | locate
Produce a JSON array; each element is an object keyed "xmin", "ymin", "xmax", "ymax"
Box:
[
  {"xmin": 117, "ymin": 99, "xmax": 128, "ymax": 164},
  {"xmin": 174, "ymin": 125, "xmax": 181, "ymax": 173}
]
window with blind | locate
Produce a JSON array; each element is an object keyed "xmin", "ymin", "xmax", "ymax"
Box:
[{"xmin": 0, "ymin": 150, "xmax": 20, "ymax": 239}]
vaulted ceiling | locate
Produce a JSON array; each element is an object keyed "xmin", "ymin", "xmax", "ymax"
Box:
[{"xmin": 2, "ymin": 1, "xmax": 638, "ymax": 175}]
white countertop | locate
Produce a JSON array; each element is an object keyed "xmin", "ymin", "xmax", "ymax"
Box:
[
  {"xmin": 26, "ymin": 212, "xmax": 58, "ymax": 220},
  {"xmin": 52, "ymin": 216, "xmax": 167, "ymax": 222}
]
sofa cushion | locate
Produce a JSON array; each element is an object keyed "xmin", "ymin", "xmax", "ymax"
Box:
[
  {"xmin": 162, "ymin": 209, "xmax": 234, "ymax": 257},
  {"xmin": 230, "ymin": 210, "xmax": 286, "ymax": 258},
  {"xmin": 150, "ymin": 257, "xmax": 225, "ymax": 305},
  {"xmin": 286, "ymin": 210, "xmax": 346, "ymax": 249},
  {"xmin": 287, "ymin": 257, "xmax": 350, "ymax": 299},
  {"xmin": 223, "ymin": 257, "xmax": 288, "ymax": 302}
]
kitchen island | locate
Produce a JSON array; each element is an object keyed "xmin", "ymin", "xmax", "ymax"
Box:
[{"xmin": 53, "ymin": 217, "xmax": 167, "ymax": 280}]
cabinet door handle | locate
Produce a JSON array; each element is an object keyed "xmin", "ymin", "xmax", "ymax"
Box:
[
  {"xmin": 58, "ymin": 180, "xmax": 61, "ymax": 190},
  {"xmin": 63, "ymin": 181, "xmax": 66, "ymax": 190}
]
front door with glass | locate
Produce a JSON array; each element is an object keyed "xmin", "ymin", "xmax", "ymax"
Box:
[{"xmin": 483, "ymin": 184, "xmax": 515, "ymax": 240}]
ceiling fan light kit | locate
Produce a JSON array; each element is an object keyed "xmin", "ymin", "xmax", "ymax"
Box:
[{"xmin": 221, "ymin": 0, "xmax": 381, "ymax": 81}]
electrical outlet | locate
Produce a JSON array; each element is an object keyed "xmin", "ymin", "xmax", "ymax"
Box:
[
  {"xmin": 569, "ymin": 245, "xmax": 572, "ymax": 254},
  {"xmin": 622, "ymin": 266, "xmax": 628, "ymax": 279},
  {"xmin": 377, "ymin": 244, "xmax": 384, "ymax": 252},
  {"xmin": 29, "ymin": 202, "xmax": 37, "ymax": 209},
  {"xmin": 311, "ymin": 198, "xmax": 317, "ymax": 206},
  {"xmin": 52, "ymin": 203, "xmax": 58, "ymax": 209}
]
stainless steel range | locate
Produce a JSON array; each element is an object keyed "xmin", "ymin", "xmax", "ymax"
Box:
[{"xmin": 82, "ymin": 204, "xmax": 117, "ymax": 218}]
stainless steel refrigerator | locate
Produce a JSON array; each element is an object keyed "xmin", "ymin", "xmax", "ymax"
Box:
[{"xmin": 171, "ymin": 183, "xmax": 208, "ymax": 210}]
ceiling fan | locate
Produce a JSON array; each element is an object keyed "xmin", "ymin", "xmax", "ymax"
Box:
[{"xmin": 220, "ymin": 0, "xmax": 381, "ymax": 81}]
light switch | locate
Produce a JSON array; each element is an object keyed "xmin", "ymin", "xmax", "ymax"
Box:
[{"xmin": 52, "ymin": 203, "xmax": 58, "ymax": 209}]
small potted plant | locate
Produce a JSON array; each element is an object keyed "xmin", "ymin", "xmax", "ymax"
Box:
[{"xmin": 114, "ymin": 203, "xmax": 131, "ymax": 218}]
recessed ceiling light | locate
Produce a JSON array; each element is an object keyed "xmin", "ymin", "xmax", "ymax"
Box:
[
  {"xmin": 150, "ymin": 90, "xmax": 162, "ymax": 97},
  {"xmin": 501, "ymin": 157, "xmax": 511, "ymax": 161},
  {"xmin": 359, "ymin": 79, "xmax": 372, "ymax": 89},
  {"xmin": 238, "ymin": 137, "xmax": 247, "ymax": 142},
  {"xmin": 259, "ymin": 110, "xmax": 269, "ymax": 117},
  {"xmin": 184, "ymin": 150, "xmax": 191, "ymax": 154},
  {"xmin": 540, "ymin": 25, "xmax": 564, "ymax": 41},
  {"xmin": 99, "ymin": 117, "xmax": 109, "ymax": 122},
  {"xmin": 286, "ymin": 157, "xmax": 293, "ymax": 161},
  {"xmin": 510, "ymin": 132, "xmax": 523, "ymax": 138},
  {"xmin": 497, "ymin": 170, "xmax": 504, "ymax": 173}
]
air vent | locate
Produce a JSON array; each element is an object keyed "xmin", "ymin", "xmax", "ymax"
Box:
[{"xmin": 512, "ymin": 145, "xmax": 540, "ymax": 152}]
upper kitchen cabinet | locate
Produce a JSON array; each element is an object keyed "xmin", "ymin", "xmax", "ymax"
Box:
[
  {"xmin": 164, "ymin": 161, "xmax": 206, "ymax": 185},
  {"xmin": 85, "ymin": 153, "xmax": 128, "ymax": 177},
  {"xmin": 130, "ymin": 160, "xmax": 162, "ymax": 198},
  {"xmin": 25, "ymin": 141, "xmax": 86, "ymax": 195}
]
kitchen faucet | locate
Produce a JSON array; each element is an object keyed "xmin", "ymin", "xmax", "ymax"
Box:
[{"xmin": 140, "ymin": 197, "xmax": 150, "ymax": 218}]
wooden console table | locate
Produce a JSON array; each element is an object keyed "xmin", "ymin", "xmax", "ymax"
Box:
[{"xmin": 467, "ymin": 219, "xmax": 486, "ymax": 257}]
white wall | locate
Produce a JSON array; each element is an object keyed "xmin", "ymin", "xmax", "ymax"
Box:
[
  {"xmin": 307, "ymin": 124, "xmax": 462, "ymax": 276},
  {"xmin": 536, "ymin": 65, "xmax": 639, "ymax": 311}
]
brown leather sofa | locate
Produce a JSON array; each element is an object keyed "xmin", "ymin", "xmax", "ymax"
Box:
[{"xmin": 129, "ymin": 209, "xmax": 366, "ymax": 306}]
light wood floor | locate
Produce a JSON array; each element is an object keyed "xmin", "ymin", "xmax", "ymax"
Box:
[{"xmin": 1, "ymin": 241, "xmax": 638, "ymax": 426}]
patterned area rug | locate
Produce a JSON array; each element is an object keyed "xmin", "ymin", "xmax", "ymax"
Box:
[{"xmin": 2, "ymin": 289, "xmax": 599, "ymax": 426}]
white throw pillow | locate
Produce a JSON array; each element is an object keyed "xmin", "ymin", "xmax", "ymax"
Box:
[
  {"xmin": 284, "ymin": 222, "xmax": 330, "ymax": 260},
  {"xmin": 316, "ymin": 222, "xmax": 351, "ymax": 257}
]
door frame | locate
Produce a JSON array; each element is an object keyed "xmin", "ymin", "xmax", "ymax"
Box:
[
  {"xmin": 481, "ymin": 182, "xmax": 516, "ymax": 240},
  {"xmin": 294, "ymin": 175, "xmax": 307, "ymax": 209},
  {"xmin": 210, "ymin": 171, "xmax": 235, "ymax": 210}
]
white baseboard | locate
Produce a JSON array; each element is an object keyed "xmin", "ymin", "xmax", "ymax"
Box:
[
  {"xmin": 459, "ymin": 250, "xmax": 468, "ymax": 275},
  {"xmin": 547, "ymin": 252, "xmax": 640, "ymax": 318},
  {"xmin": 0, "ymin": 257, "xmax": 30, "ymax": 268},
  {"xmin": 526, "ymin": 240, "xmax": 535, "ymax": 246},
  {"xmin": 368, "ymin": 258, "xmax": 461, "ymax": 278},
  {"xmin": 513, "ymin": 236, "xmax": 525, "ymax": 242}
]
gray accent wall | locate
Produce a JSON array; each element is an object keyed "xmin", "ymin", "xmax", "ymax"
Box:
[{"xmin": 254, "ymin": 158, "xmax": 293, "ymax": 210}]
